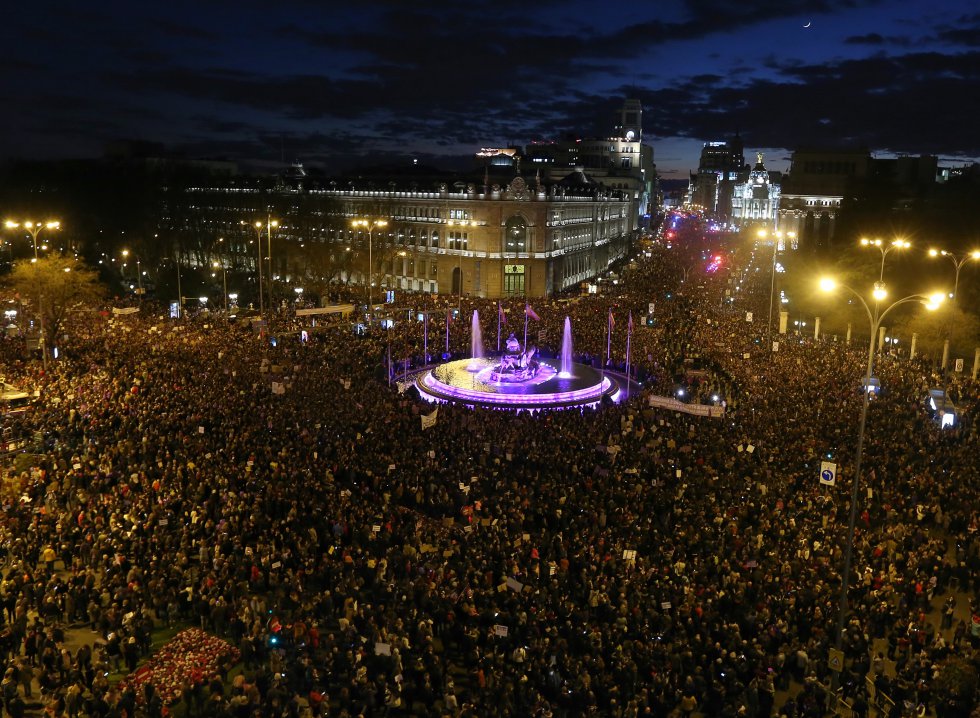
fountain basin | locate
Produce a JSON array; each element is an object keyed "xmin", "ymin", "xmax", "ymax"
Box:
[{"xmin": 416, "ymin": 357, "xmax": 619, "ymax": 410}]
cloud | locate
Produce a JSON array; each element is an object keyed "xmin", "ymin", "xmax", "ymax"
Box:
[
  {"xmin": 845, "ymin": 32, "xmax": 887, "ymax": 44},
  {"xmin": 625, "ymin": 49, "xmax": 980, "ymax": 160}
]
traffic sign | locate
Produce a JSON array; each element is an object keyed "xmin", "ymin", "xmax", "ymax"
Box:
[
  {"xmin": 828, "ymin": 648, "xmax": 844, "ymax": 672},
  {"xmin": 819, "ymin": 461, "xmax": 837, "ymax": 486}
]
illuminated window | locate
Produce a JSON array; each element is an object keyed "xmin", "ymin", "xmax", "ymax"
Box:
[
  {"xmin": 449, "ymin": 231, "xmax": 468, "ymax": 250},
  {"xmin": 505, "ymin": 216, "xmax": 527, "ymax": 253}
]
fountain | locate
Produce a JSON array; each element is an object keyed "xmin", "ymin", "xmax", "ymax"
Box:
[
  {"xmin": 416, "ymin": 316, "xmax": 622, "ymax": 411},
  {"xmin": 559, "ymin": 316, "xmax": 574, "ymax": 377},
  {"xmin": 468, "ymin": 310, "xmax": 484, "ymax": 371}
]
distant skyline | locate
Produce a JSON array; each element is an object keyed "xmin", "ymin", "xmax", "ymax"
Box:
[{"xmin": 3, "ymin": 0, "xmax": 979, "ymax": 179}]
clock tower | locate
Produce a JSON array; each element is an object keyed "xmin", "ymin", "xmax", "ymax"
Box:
[{"xmin": 615, "ymin": 98, "xmax": 642, "ymax": 141}]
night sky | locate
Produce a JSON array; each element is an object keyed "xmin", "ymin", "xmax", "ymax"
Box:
[{"xmin": 4, "ymin": 0, "xmax": 979, "ymax": 178}]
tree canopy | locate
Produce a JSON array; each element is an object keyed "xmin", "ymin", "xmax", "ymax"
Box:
[{"xmin": 3, "ymin": 253, "xmax": 104, "ymax": 351}]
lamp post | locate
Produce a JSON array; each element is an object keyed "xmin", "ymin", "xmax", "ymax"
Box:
[
  {"xmin": 213, "ymin": 261, "xmax": 228, "ymax": 312},
  {"xmin": 5, "ymin": 220, "xmax": 59, "ymax": 369},
  {"xmin": 756, "ymin": 228, "xmax": 790, "ymax": 344},
  {"xmin": 121, "ymin": 249, "xmax": 144, "ymax": 297},
  {"xmin": 928, "ymin": 248, "xmax": 980, "ymax": 302},
  {"xmin": 243, "ymin": 219, "xmax": 277, "ymax": 316},
  {"xmin": 819, "ymin": 277, "xmax": 943, "ymax": 677},
  {"xmin": 175, "ymin": 256, "xmax": 182, "ymax": 319},
  {"xmin": 265, "ymin": 217, "xmax": 278, "ymax": 315},
  {"xmin": 351, "ymin": 218, "xmax": 388, "ymax": 315},
  {"xmin": 860, "ymin": 237, "xmax": 910, "ymax": 283}
]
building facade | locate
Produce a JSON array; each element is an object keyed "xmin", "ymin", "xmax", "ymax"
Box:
[
  {"xmin": 777, "ymin": 148, "xmax": 871, "ymax": 250},
  {"xmin": 171, "ymin": 173, "xmax": 634, "ymax": 300},
  {"xmin": 520, "ymin": 98, "xmax": 657, "ymax": 225},
  {"xmin": 731, "ymin": 153, "xmax": 780, "ymax": 230}
]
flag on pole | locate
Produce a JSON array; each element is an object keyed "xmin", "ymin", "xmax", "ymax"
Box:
[
  {"xmin": 628, "ymin": 311, "xmax": 634, "ymax": 334},
  {"xmin": 498, "ymin": 302, "xmax": 507, "ymax": 325},
  {"xmin": 525, "ymin": 304, "xmax": 540, "ymax": 321},
  {"xmin": 609, "ymin": 309, "xmax": 615, "ymax": 330}
]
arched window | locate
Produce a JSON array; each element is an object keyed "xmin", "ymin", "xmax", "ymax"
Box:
[{"xmin": 505, "ymin": 216, "xmax": 527, "ymax": 253}]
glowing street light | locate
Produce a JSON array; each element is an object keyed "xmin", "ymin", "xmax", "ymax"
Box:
[
  {"xmin": 5, "ymin": 219, "xmax": 61, "ymax": 369},
  {"xmin": 928, "ymin": 248, "xmax": 980, "ymax": 302},
  {"xmin": 820, "ymin": 276, "xmax": 942, "ymax": 673},
  {"xmin": 757, "ymin": 228, "xmax": 794, "ymax": 344},
  {"xmin": 213, "ymin": 260, "xmax": 228, "ymax": 312},
  {"xmin": 242, "ymin": 218, "xmax": 278, "ymax": 316},
  {"xmin": 860, "ymin": 237, "xmax": 910, "ymax": 283},
  {"xmin": 351, "ymin": 218, "xmax": 389, "ymax": 313}
]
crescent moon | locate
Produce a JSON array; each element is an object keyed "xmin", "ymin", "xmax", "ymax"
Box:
[{"xmin": 803, "ymin": 21, "xmax": 811, "ymax": 28}]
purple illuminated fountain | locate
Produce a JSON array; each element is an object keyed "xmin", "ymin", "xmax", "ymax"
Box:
[
  {"xmin": 467, "ymin": 310, "xmax": 484, "ymax": 371},
  {"xmin": 416, "ymin": 316, "xmax": 621, "ymax": 411},
  {"xmin": 559, "ymin": 316, "xmax": 573, "ymax": 377}
]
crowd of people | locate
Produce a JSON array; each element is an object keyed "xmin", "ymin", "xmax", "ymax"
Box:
[{"xmin": 0, "ymin": 216, "xmax": 977, "ymax": 718}]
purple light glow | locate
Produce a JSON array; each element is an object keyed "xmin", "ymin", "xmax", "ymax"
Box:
[{"xmin": 416, "ymin": 358, "xmax": 620, "ymax": 410}]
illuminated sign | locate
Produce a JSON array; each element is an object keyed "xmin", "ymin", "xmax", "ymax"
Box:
[
  {"xmin": 476, "ymin": 148, "xmax": 518, "ymax": 158},
  {"xmin": 504, "ymin": 264, "xmax": 524, "ymax": 274}
]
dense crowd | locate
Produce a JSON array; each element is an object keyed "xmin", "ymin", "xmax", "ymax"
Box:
[{"xmin": 0, "ymin": 219, "xmax": 978, "ymax": 718}]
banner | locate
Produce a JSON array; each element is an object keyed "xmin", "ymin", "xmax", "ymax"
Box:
[
  {"xmin": 112, "ymin": 307, "xmax": 140, "ymax": 315},
  {"xmin": 648, "ymin": 395, "xmax": 725, "ymax": 418},
  {"xmin": 421, "ymin": 408, "xmax": 439, "ymax": 430},
  {"xmin": 296, "ymin": 304, "xmax": 354, "ymax": 317}
]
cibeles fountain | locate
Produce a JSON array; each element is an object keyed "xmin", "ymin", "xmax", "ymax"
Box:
[{"xmin": 416, "ymin": 311, "xmax": 622, "ymax": 411}]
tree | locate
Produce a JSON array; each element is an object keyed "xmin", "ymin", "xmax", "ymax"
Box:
[
  {"xmin": 933, "ymin": 656, "xmax": 978, "ymax": 718},
  {"xmin": 896, "ymin": 303, "xmax": 980, "ymax": 363},
  {"xmin": 3, "ymin": 254, "xmax": 105, "ymax": 353}
]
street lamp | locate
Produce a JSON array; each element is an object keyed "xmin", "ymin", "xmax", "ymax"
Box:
[
  {"xmin": 756, "ymin": 228, "xmax": 792, "ymax": 344},
  {"xmin": 121, "ymin": 249, "xmax": 144, "ymax": 297},
  {"xmin": 927, "ymin": 248, "xmax": 980, "ymax": 302},
  {"xmin": 860, "ymin": 237, "xmax": 910, "ymax": 283},
  {"xmin": 213, "ymin": 261, "xmax": 228, "ymax": 312},
  {"xmin": 351, "ymin": 218, "xmax": 388, "ymax": 314},
  {"xmin": 819, "ymin": 277, "xmax": 943, "ymax": 673},
  {"xmin": 242, "ymin": 218, "xmax": 277, "ymax": 316},
  {"xmin": 5, "ymin": 220, "xmax": 60, "ymax": 369},
  {"xmin": 175, "ymin": 257, "xmax": 182, "ymax": 319}
]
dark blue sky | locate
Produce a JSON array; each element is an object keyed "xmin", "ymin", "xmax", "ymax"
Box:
[{"xmin": 3, "ymin": 0, "xmax": 979, "ymax": 178}]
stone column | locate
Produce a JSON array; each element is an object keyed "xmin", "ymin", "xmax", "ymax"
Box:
[
  {"xmin": 814, "ymin": 317, "xmax": 821, "ymax": 341},
  {"xmin": 910, "ymin": 333, "xmax": 918, "ymax": 360}
]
